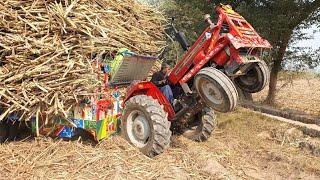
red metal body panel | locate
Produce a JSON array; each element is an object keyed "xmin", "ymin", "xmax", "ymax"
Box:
[
  {"xmin": 124, "ymin": 81, "xmax": 175, "ymax": 120},
  {"xmin": 215, "ymin": 49, "xmax": 229, "ymax": 66},
  {"xmin": 168, "ymin": 27, "xmax": 212, "ymax": 84}
]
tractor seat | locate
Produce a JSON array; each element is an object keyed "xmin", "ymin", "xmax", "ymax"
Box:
[{"xmin": 109, "ymin": 53, "xmax": 158, "ymax": 86}]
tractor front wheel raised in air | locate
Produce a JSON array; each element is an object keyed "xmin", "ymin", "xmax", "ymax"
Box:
[
  {"xmin": 122, "ymin": 95, "xmax": 172, "ymax": 157},
  {"xmin": 194, "ymin": 67, "xmax": 238, "ymax": 113},
  {"xmin": 183, "ymin": 108, "xmax": 217, "ymax": 142},
  {"xmin": 234, "ymin": 61, "xmax": 270, "ymax": 93}
]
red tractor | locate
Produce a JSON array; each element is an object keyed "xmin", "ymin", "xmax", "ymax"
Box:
[{"xmin": 121, "ymin": 4, "xmax": 271, "ymax": 157}]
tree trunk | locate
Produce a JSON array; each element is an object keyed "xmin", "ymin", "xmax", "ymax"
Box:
[{"xmin": 265, "ymin": 43, "xmax": 288, "ymax": 105}]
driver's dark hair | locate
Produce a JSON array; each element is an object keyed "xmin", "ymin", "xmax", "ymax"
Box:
[{"xmin": 161, "ymin": 62, "xmax": 170, "ymax": 70}]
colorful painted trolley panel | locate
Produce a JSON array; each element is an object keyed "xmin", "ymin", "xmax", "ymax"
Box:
[{"xmin": 37, "ymin": 97, "xmax": 122, "ymax": 141}]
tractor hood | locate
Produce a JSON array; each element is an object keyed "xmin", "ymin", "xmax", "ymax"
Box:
[
  {"xmin": 227, "ymin": 33, "xmax": 272, "ymax": 49},
  {"xmin": 216, "ymin": 5, "xmax": 272, "ymax": 49}
]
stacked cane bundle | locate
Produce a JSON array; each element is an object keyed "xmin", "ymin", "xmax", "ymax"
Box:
[{"xmin": 0, "ymin": 0, "xmax": 166, "ymax": 122}]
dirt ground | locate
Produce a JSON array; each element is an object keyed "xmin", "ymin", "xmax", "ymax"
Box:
[
  {"xmin": 253, "ymin": 72, "xmax": 320, "ymax": 116},
  {"xmin": 1, "ymin": 108, "xmax": 319, "ymax": 180}
]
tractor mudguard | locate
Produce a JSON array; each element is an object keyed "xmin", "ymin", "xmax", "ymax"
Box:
[{"xmin": 124, "ymin": 81, "xmax": 175, "ymax": 120}]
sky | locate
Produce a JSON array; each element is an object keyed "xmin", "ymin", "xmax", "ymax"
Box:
[
  {"xmin": 295, "ymin": 25, "xmax": 320, "ymax": 50},
  {"xmin": 292, "ymin": 25, "xmax": 320, "ymax": 73}
]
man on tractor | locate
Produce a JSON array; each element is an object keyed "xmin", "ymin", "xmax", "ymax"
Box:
[{"xmin": 151, "ymin": 63, "xmax": 174, "ymax": 104}]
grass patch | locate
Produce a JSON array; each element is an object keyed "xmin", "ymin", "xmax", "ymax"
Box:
[
  {"xmin": 213, "ymin": 108, "xmax": 320, "ymax": 178},
  {"xmin": 278, "ymin": 70, "xmax": 320, "ymax": 80}
]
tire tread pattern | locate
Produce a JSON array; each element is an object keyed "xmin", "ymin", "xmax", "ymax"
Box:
[
  {"xmin": 123, "ymin": 95, "xmax": 171, "ymax": 157},
  {"xmin": 185, "ymin": 109, "xmax": 217, "ymax": 142}
]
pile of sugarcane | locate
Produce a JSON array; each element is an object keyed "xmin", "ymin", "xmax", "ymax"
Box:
[{"xmin": 0, "ymin": 0, "xmax": 166, "ymax": 122}]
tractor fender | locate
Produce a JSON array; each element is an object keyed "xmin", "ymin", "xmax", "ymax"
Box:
[{"xmin": 124, "ymin": 81, "xmax": 175, "ymax": 120}]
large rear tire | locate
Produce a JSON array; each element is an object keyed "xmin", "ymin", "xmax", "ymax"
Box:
[
  {"xmin": 122, "ymin": 95, "xmax": 172, "ymax": 157},
  {"xmin": 234, "ymin": 61, "xmax": 270, "ymax": 93},
  {"xmin": 194, "ymin": 67, "xmax": 238, "ymax": 113},
  {"xmin": 183, "ymin": 108, "xmax": 217, "ymax": 142}
]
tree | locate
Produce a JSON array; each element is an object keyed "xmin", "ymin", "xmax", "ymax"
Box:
[{"xmin": 284, "ymin": 46, "xmax": 320, "ymax": 71}]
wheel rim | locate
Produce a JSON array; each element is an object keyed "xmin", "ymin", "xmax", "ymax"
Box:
[
  {"xmin": 126, "ymin": 110, "xmax": 151, "ymax": 148},
  {"xmin": 199, "ymin": 77, "xmax": 223, "ymax": 105}
]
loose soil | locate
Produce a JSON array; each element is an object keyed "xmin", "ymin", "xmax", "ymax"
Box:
[
  {"xmin": 253, "ymin": 72, "xmax": 320, "ymax": 116},
  {"xmin": 1, "ymin": 109, "xmax": 319, "ymax": 179}
]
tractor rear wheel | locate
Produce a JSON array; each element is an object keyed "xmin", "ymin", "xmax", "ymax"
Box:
[
  {"xmin": 194, "ymin": 67, "xmax": 238, "ymax": 113},
  {"xmin": 0, "ymin": 121, "xmax": 8, "ymax": 143},
  {"xmin": 122, "ymin": 95, "xmax": 172, "ymax": 157},
  {"xmin": 183, "ymin": 108, "xmax": 216, "ymax": 142},
  {"xmin": 234, "ymin": 61, "xmax": 270, "ymax": 93}
]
